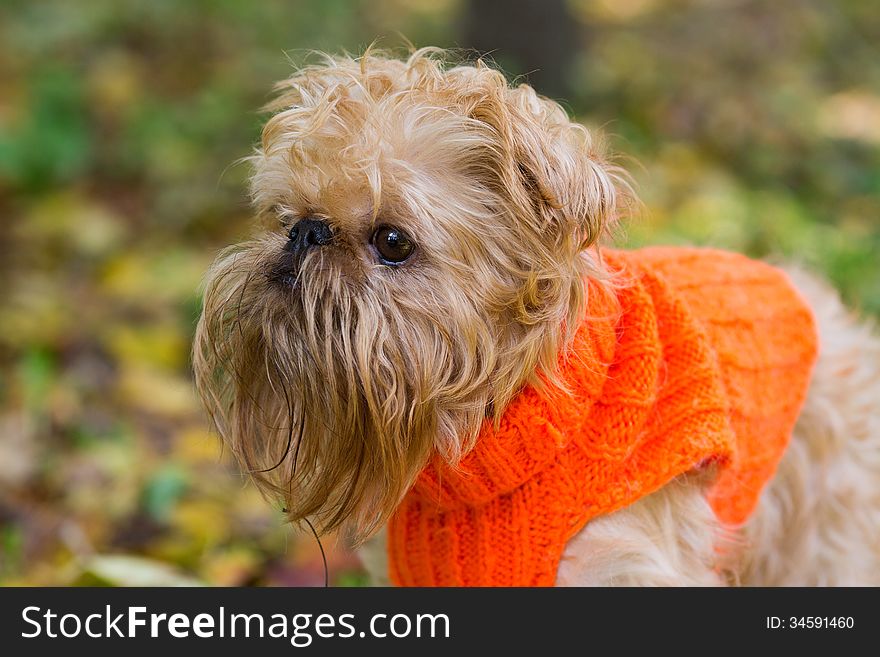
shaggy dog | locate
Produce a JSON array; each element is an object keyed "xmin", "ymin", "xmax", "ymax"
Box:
[{"xmin": 194, "ymin": 49, "xmax": 880, "ymax": 585}]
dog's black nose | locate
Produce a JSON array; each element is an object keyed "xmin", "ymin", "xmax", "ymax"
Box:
[{"xmin": 285, "ymin": 217, "xmax": 333, "ymax": 255}]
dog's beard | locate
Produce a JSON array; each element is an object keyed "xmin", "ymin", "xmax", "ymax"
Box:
[
  {"xmin": 193, "ymin": 236, "xmax": 498, "ymax": 540},
  {"xmin": 192, "ymin": 49, "xmax": 628, "ymax": 543}
]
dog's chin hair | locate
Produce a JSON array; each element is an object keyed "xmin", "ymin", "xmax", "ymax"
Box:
[
  {"xmin": 193, "ymin": 48, "xmax": 629, "ymax": 541},
  {"xmin": 193, "ymin": 242, "xmax": 569, "ymax": 541},
  {"xmin": 193, "ymin": 239, "xmax": 600, "ymax": 541}
]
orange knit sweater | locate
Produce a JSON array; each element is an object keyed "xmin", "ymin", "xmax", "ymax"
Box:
[{"xmin": 387, "ymin": 247, "xmax": 819, "ymax": 586}]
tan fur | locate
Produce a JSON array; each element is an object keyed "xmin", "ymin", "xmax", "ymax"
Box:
[
  {"xmin": 556, "ymin": 471, "xmax": 727, "ymax": 586},
  {"xmin": 193, "ymin": 48, "xmax": 625, "ymax": 540},
  {"xmin": 194, "ymin": 48, "xmax": 879, "ymax": 584},
  {"xmin": 738, "ymin": 269, "xmax": 880, "ymax": 585},
  {"xmin": 556, "ymin": 270, "xmax": 880, "ymax": 586}
]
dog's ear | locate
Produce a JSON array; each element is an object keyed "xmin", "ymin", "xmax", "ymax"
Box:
[{"xmin": 462, "ymin": 68, "xmax": 622, "ymax": 255}]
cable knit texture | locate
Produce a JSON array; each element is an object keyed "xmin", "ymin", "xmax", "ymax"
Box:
[{"xmin": 386, "ymin": 247, "xmax": 819, "ymax": 586}]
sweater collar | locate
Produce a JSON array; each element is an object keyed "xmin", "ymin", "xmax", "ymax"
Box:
[{"xmin": 408, "ymin": 268, "xmax": 645, "ymax": 510}]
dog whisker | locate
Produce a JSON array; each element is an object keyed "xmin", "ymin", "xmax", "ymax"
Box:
[{"xmin": 194, "ymin": 47, "xmax": 880, "ymax": 586}]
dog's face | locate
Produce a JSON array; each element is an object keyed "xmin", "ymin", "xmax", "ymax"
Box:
[{"xmin": 194, "ymin": 50, "xmax": 621, "ymax": 538}]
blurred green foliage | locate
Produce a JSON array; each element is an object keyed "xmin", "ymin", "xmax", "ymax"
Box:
[{"xmin": 0, "ymin": 0, "xmax": 877, "ymax": 586}]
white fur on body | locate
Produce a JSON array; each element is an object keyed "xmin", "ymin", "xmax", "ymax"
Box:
[
  {"xmin": 361, "ymin": 268, "xmax": 880, "ymax": 586},
  {"xmin": 738, "ymin": 269, "xmax": 880, "ymax": 586}
]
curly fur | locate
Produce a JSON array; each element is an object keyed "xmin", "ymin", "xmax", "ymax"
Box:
[
  {"xmin": 552, "ymin": 270, "xmax": 880, "ymax": 586},
  {"xmin": 194, "ymin": 48, "xmax": 880, "ymax": 584},
  {"xmin": 193, "ymin": 48, "xmax": 626, "ymax": 539}
]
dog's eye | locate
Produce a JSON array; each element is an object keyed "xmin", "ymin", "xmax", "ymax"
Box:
[{"xmin": 371, "ymin": 225, "xmax": 415, "ymax": 265}]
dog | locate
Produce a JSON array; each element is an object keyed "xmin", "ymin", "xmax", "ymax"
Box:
[{"xmin": 193, "ymin": 48, "xmax": 880, "ymax": 586}]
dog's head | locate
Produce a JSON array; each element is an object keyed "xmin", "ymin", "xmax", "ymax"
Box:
[{"xmin": 193, "ymin": 48, "xmax": 624, "ymax": 539}]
